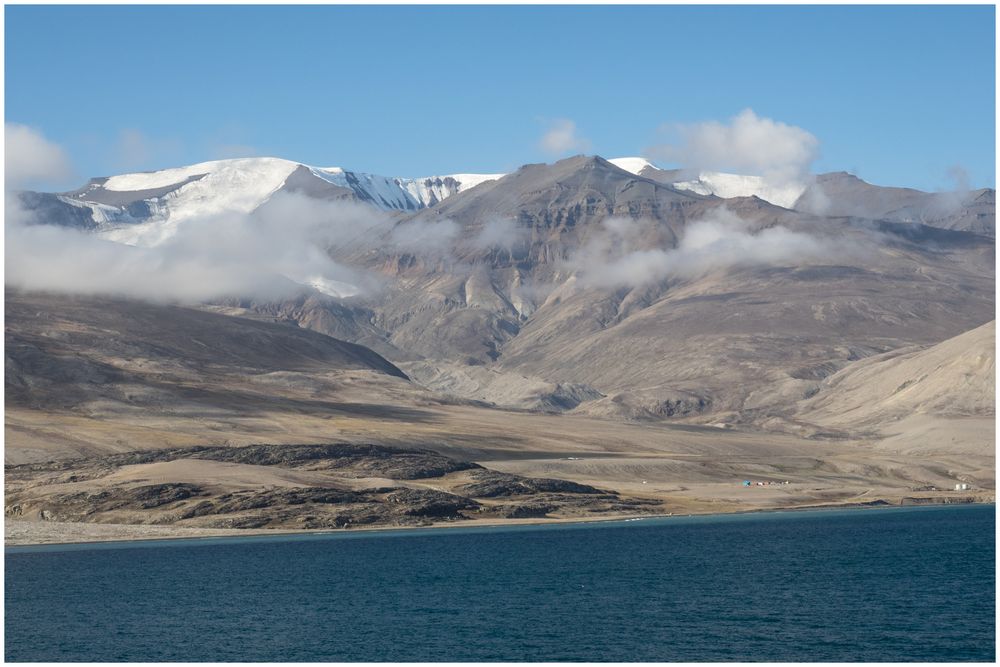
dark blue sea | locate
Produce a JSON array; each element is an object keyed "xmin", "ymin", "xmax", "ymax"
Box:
[{"xmin": 5, "ymin": 504, "xmax": 995, "ymax": 661}]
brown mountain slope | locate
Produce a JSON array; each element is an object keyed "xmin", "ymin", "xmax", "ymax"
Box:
[
  {"xmin": 795, "ymin": 172, "xmax": 995, "ymax": 237},
  {"xmin": 5, "ymin": 290, "xmax": 424, "ymax": 462},
  {"xmin": 497, "ymin": 239, "xmax": 993, "ymax": 423},
  {"xmin": 333, "ymin": 157, "xmax": 821, "ymax": 367},
  {"xmin": 5, "ymin": 289, "xmax": 406, "ymax": 391},
  {"xmin": 793, "ymin": 321, "xmax": 995, "ymax": 455},
  {"xmin": 111, "ymin": 156, "xmax": 989, "ymax": 432},
  {"xmin": 320, "ymin": 158, "xmax": 994, "ymax": 425}
]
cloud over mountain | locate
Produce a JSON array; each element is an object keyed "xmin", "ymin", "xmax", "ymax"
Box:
[
  {"xmin": 5, "ymin": 123, "xmax": 73, "ymax": 189},
  {"xmin": 647, "ymin": 109, "xmax": 819, "ymax": 190},
  {"xmin": 568, "ymin": 208, "xmax": 855, "ymax": 288},
  {"xmin": 539, "ymin": 118, "xmax": 591, "ymax": 157},
  {"xmin": 6, "ymin": 192, "xmax": 386, "ymax": 302}
]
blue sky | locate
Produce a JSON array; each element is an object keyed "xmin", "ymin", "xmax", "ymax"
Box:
[{"xmin": 5, "ymin": 5, "xmax": 995, "ymax": 191}]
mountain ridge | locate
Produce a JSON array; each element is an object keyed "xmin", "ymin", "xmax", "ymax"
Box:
[
  {"xmin": 6, "ymin": 151, "xmax": 994, "ymax": 528},
  {"xmin": 17, "ymin": 154, "xmax": 993, "ymax": 241},
  {"xmin": 9, "ymin": 153, "xmax": 995, "ymax": 429}
]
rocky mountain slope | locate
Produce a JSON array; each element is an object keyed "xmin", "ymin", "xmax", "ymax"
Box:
[
  {"xmin": 33, "ymin": 154, "xmax": 978, "ymax": 430},
  {"xmin": 6, "ymin": 153, "xmax": 995, "ymax": 532},
  {"xmin": 795, "ymin": 171, "xmax": 995, "ymax": 237},
  {"xmin": 316, "ymin": 157, "xmax": 993, "ymax": 428},
  {"xmin": 16, "ymin": 154, "xmax": 991, "ymax": 430}
]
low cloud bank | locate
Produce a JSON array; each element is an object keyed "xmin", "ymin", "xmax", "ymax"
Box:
[
  {"xmin": 385, "ymin": 217, "xmax": 460, "ymax": 258},
  {"xmin": 7, "ymin": 194, "xmax": 861, "ymax": 303},
  {"xmin": 381, "ymin": 216, "xmax": 529, "ymax": 264},
  {"xmin": 6, "ymin": 192, "xmax": 388, "ymax": 302},
  {"xmin": 568, "ymin": 209, "xmax": 855, "ymax": 289},
  {"xmin": 6, "ymin": 190, "xmax": 536, "ymax": 303},
  {"xmin": 468, "ymin": 217, "xmax": 529, "ymax": 251}
]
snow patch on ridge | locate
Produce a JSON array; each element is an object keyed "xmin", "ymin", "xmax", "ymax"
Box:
[
  {"xmin": 608, "ymin": 157, "xmax": 656, "ymax": 175},
  {"xmin": 671, "ymin": 171, "xmax": 807, "ymax": 208},
  {"xmin": 97, "ymin": 158, "xmax": 302, "ymax": 245},
  {"xmin": 104, "ymin": 157, "xmax": 298, "ymax": 203},
  {"xmin": 403, "ymin": 172, "xmax": 504, "ymax": 206},
  {"xmin": 56, "ymin": 195, "xmax": 131, "ymax": 225},
  {"xmin": 294, "ymin": 275, "xmax": 361, "ymax": 298},
  {"xmin": 311, "ymin": 167, "xmax": 422, "ymax": 210},
  {"xmin": 311, "ymin": 167, "xmax": 503, "ymax": 209},
  {"xmin": 84, "ymin": 158, "xmax": 504, "ymax": 247},
  {"xmin": 609, "ymin": 156, "xmax": 806, "ymax": 208}
]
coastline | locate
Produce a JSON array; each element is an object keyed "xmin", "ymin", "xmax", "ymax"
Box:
[{"xmin": 6, "ymin": 493, "xmax": 992, "ymax": 549}]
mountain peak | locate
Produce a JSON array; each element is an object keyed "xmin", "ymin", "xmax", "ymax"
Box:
[
  {"xmin": 608, "ymin": 157, "xmax": 657, "ymax": 175},
  {"xmin": 33, "ymin": 158, "xmax": 507, "ymax": 246},
  {"xmin": 414, "ymin": 152, "xmax": 709, "ymax": 232},
  {"xmin": 549, "ymin": 154, "xmax": 612, "ymax": 170}
]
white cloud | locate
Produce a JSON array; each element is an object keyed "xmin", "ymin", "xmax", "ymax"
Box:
[
  {"xmin": 386, "ymin": 217, "xmax": 460, "ymax": 258},
  {"xmin": 539, "ymin": 118, "xmax": 591, "ymax": 157},
  {"xmin": 5, "ymin": 192, "xmax": 387, "ymax": 302},
  {"xmin": 469, "ymin": 217, "xmax": 529, "ymax": 251},
  {"xmin": 568, "ymin": 209, "xmax": 853, "ymax": 289},
  {"xmin": 5, "ymin": 123, "xmax": 73, "ymax": 189},
  {"xmin": 648, "ymin": 109, "xmax": 819, "ymax": 187}
]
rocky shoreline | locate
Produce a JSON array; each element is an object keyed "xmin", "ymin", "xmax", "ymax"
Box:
[
  {"xmin": 5, "ymin": 443, "xmax": 664, "ymax": 533},
  {"xmin": 7, "ymin": 497, "xmax": 993, "ymax": 548}
]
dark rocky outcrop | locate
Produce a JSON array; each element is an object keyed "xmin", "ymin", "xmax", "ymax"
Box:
[
  {"xmin": 7, "ymin": 483, "xmax": 208, "ymax": 521},
  {"xmin": 5, "ymin": 443, "xmax": 665, "ymax": 531},
  {"xmin": 6, "ymin": 444, "xmax": 481, "ymax": 482},
  {"xmin": 495, "ymin": 503, "xmax": 555, "ymax": 519},
  {"xmin": 460, "ymin": 470, "xmax": 606, "ymax": 498},
  {"xmin": 385, "ymin": 488, "xmax": 480, "ymax": 517}
]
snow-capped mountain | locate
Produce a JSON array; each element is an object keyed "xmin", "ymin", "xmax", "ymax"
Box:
[
  {"xmin": 608, "ymin": 156, "xmax": 806, "ymax": 208},
  {"xmin": 43, "ymin": 155, "xmax": 816, "ymax": 248},
  {"xmin": 54, "ymin": 157, "xmax": 504, "ymax": 246},
  {"xmin": 54, "ymin": 155, "xmax": 821, "ymax": 247},
  {"xmin": 35, "ymin": 153, "xmax": 987, "ymax": 255},
  {"xmin": 607, "ymin": 157, "xmax": 659, "ymax": 175},
  {"xmin": 667, "ymin": 172, "xmax": 806, "ymax": 209},
  {"xmin": 306, "ymin": 165, "xmax": 503, "ymax": 210}
]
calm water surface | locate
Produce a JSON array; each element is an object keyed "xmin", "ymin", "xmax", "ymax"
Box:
[{"xmin": 5, "ymin": 505, "xmax": 995, "ymax": 661}]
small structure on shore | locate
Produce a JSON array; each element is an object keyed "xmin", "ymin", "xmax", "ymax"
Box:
[{"xmin": 955, "ymin": 483, "xmax": 970, "ymax": 491}]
